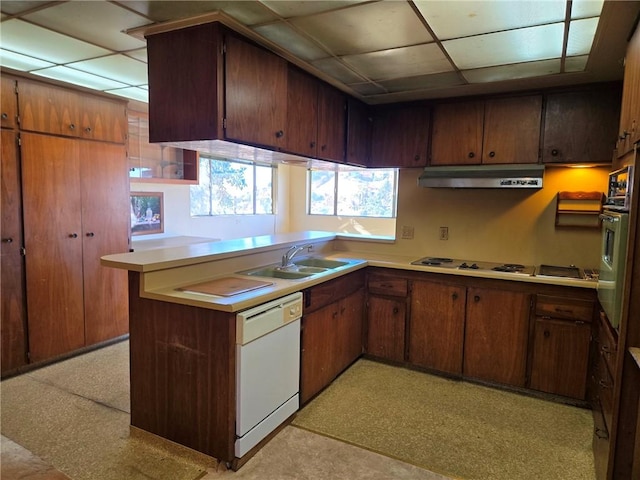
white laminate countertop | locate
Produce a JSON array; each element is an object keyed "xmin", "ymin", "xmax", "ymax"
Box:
[
  {"xmin": 102, "ymin": 231, "xmax": 598, "ymax": 313},
  {"xmin": 131, "ymin": 236, "xmax": 220, "ymax": 251}
]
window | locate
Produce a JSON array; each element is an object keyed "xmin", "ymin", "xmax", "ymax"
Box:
[
  {"xmin": 190, "ymin": 156, "xmax": 275, "ymax": 216},
  {"xmin": 308, "ymin": 168, "xmax": 398, "ymax": 217}
]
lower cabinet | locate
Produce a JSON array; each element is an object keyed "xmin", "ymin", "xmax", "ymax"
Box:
[
  {"xmin": 529, "ymin": 295, "xmax": 595, "ymax": 399},
  {"xmin": 463, "ymin": 287, "xmax": 531, "ymax": 387},
  {"xmin": 300, "ymin": 270, "xmax": 365, "ymax": 404},
  {"xmin": 409, "ymin": 280, "xmax": 465, "ymax": 375},
  {"xmin": 366, "ymin": 273, "xmax": 408, "ymax": 362}
]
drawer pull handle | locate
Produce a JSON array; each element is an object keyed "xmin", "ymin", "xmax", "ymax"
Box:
[
  {"xmin": 452, "ymin": 293, "xmax": 458, "ymax": 300},
  {"xmin": 69, "ymin": 123, "xmax": 76, "ymax": 130},
  {"xmin": 393, "ymin": 307, "xmax": 399, "ymax": 314},
  {"xmin": 543, "ymin": 330, "xmax": 550, "ymax": 338},
  {"xmin": 2, "ymin": 237, "xmax": 13, "ymax": 243},
  {"xmin": 594, "ymin": 427, "xmax": 609, "ymax": 440},
  {"xmin": 598, "ymin": 379, "xmax": 612, "ymax": 389},
  {"xmin": 1, "ymin": 113, "xmax": 7, "ymax": 119},
  {"xmin": 554, "ymin": 308, "xmax": 573, "ymax": 314},
  {"xmin": 69, "ymin": 233, "xmax": 78, "ymax": 238},
  {"xmin": 474, "ymin": 295, "xmax": 480, "ymax": 302}
]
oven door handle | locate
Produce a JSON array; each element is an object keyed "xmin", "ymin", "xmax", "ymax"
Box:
[{"xmin": 599, "ymin": 214, "xmax": 618, "ymax": 223}]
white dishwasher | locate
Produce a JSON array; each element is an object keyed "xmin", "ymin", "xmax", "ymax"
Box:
[{"xmin": 235, "ymin": 292, "xmax": 302, "ymax": 458}]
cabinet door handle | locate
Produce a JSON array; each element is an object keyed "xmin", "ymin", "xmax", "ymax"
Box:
[
  {"xmin": 2, "ymin": 237, "xmax": 13, "ymax": 243},
  {"xmin": 69, "ymin": 123, "xmax": 76, "ymax": 131},
  {"xmin": 86, "ymin": 232, "xmax": 95, "ymax": 237},
  {"xmin": 474, "ymin": 295, "xmax": 480, "ymax": 302},
  {"xmin": 85, "ymin": 126, "xmax": 92, "ymax": 133},
  {"xmin": 393, "ymin": 307, "xmax": 399, "ymax": 314},
  {"xmin": 551, "ymin": 148, "xmax": 559, "ymax": 156},
  {"xmin": 69, "ymin": 233, "xmax": 78, "ymax": 238},
  {"xmin": 452, "ymin": 293, "xmax": 458, "ymax": 300},
  {"xmin": 543, "ymin": 330, "xmax": 550, "ymax": 338},
  {"xmin": 310, "ymin": 141, "xmax": 316, "ymax": 148},
  {"xmin": 468, "ymin": 152, "xmax": 475, "ymax": 158},
  {"xmin": 601, "ymin": 345, "xmax": 612, "ymax": 354},
  {"xmin": 1, "ymin": 113, "xmax": 7, "ymax": 119},
  {"xmin": 275, "ymin": 130, "xmax": 284, "ymax": 138},
  {"xmin": 598, "ymin": 379, "xmax": 612, "ymax": 389},
  {"xmin": 321, "ymin": 144, "xmax": 327, "ymax": 151},
  {"xmin": 488, "ymin": 151, "xmax": 495, "ymax": 158},
  {"xmin": 594, "ymin": 427, "xmax": 609, "ymax": 440},
  {"xmin": 414, "ymin": 154, "xmax": 420, "ymax": 161}
]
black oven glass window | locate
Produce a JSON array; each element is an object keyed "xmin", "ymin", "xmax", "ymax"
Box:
[{"xmin": 604, "ymin": 227, "xmax": 615, "ymax": 265}]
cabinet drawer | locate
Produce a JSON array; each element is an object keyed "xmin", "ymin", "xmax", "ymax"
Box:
[
  {"xmin": 535, "ymin": 294, "xmax": 594, "ymax": 322},
  {"xmin": 367, "ymin": 274, "xmax": 408, "ymax": 297},
  {"xmin": 304, "ymin": 270, "xmax": 365, "ymax": 314},
  {"xmin": 599, "ymin": 310, "xmax": 618, "ymax": 376},
  {"xmin": 596, "ymin": 356, "xmax": 614, "ymax": 432}
]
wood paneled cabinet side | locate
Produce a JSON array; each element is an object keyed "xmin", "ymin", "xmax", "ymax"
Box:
[
  {"xmin": 224, "ymin": 33, "xmax": 288, "ymax": 150},
  {"xmin": 369, "ymin": 103, "xmax": 430, "ymax": 168},
  {"xmin": 1, "ymin": 129, "xmax": 28, "ymax": 373},
  {"xmin": 346, "ymin": 98, "xmax": 371, "ymax": 166},
  {"xmin": 617, "ymin": 23, "xmax": 640, "ymax": 156},
  {"xmin": 409, "ymin": 280, "xmax": 466, "ymax": 375},
  {"xmin": 1, "ymin": 76, "xmax": 17, "ymax": 129},
  {"xmin": 463, "ymin": 287, "xmax": 531, "ymax": 387},
  {"xmin": 542, "ymin": 84, "xmax": 621, "ymax": 164}
]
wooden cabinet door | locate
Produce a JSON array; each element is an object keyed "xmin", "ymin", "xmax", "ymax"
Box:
[
  {"xmin": 1, "ymin": 130, "xmax": 27, "ymax": 373},
  {"xmin": 21, "ymin": 133, "xmax": 85, "ymax": 362},
  {"xmin": 317, "ymin": 83, "xmax": 346, "ymax": 162},
  {"xmin": 482, "ymin": 95, "xmax": 542, "ymax": 164},
  {"xmin": 409, "ymin": 280, "xmax": 466, "ymax": 375},
  {"xmin": 80, "ymin": 95, "xmax": 127, "ymax": 143},
  {"xmin": 431, "ymin": 101, "xmax": 484, "ymax": 165},
  {"xmin": 529, "ymin": 318, "xmax": 591, "ymax": 399},
  {"xmin": 346, "ymin": 98, "xmax": 371, "ymax": 166},
  {"xmin": 285, "ymin": 67, "xmax": 318, "ymax": 157},
  {"xmin": 334, "ymin": 288, "xmax": 365, "ymax": 374},
  {"xmin": 369, "ymin": 104, "xmax": 430, "ymax": 167},
  {"xmin": 80, "ymin": 140, "xmax": 129, "ymax": 345},
  {"xmin": 224, "ymin": 34, "xmax": 287, "ymax": 149},
  {"xmin": 18, "ymin": 80, "xmax": 81, "ymax": 137},
  {"xmin": 1, "ymin": 76, "xmax": 17, "ymax": 129},
  {"xmin": 542, "ymin": 86, "xmax": 621, "ymax": 164},
  {"xmin": 463, "ymin": 287, "xmax": 530, "ymax": 387},
  {"xmin": 618, "ymin": 24, "xmax": 640, "ymax": 154},
  {"xmin": 301, "ymin": 305, "xmax": 336, "ymax": 404},
  {"xmin": 366, "ymin": 295, "xmax": 406, "ymax": 362}
]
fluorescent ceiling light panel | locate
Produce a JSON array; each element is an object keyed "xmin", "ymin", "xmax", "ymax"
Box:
[
  {"xmin": 0, "ymin": 19, "xmax": 110, "ymax": 63},
  {"xmin": 414, "ymin": 0, "xmax": 566, "ymax": 40},
  {"xmin": 106, "ymin": 86, "xmax": 149, "ymax": 103},
  {"xmin": 444, "ymin": 23, "xmax": 565, "ymax": 70},
  {"xmin": 290, "ymin": 1, "xmax": 433, "ymax": 56},
  {"xmin": 23, "ymin": 1, "xmax": 148, "ymax": 51},
  {"xmin": 262, "ymin": 0, "xmax": 367, "ymax": 18},
  {"xmin": 343, "ymin": 43, "xmax": 453, "ymax": 81},
  {"xmin": 32, "ymin": 66, "xmax": 128, "ymax": 91},
  {"xmin": 311, "ymin": 57, "xmax": 367, "ymax": 84},
  {"xmin": 566, "ymin": 17, "xmax": 599, "ymax": 56},
  {"xmin": 378, "ymin": 71, "xmax": 465, "ymax": 93},
  {"xmin": 565, "ymin": 55, "xmax": 589, "ymax": 72},
  {"xmin": 68, "ymin": 54, "xmax": 148, "ymax": 86},
  {"xmin": 462, "ymin": 59, "xmax": 561, "ymax": 83},
  {"xmin": 0, "ymin": 49, "xmax": 54, "ymax": 71},
  {"xmin": 571, "ymin": 0, "xmax": 604, "ymax": 19}
]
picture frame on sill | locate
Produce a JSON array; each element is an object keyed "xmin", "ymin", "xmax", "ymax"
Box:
[{"xmin": 130, "ymin": 192, "xmax": 164, "ymax": 236}]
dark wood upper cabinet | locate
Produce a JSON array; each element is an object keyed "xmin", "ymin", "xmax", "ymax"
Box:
[
  {"xmin": 542, "ymin": 84, "xmax": 621, "ymax": 164},
  {"xmin": 431, "ymin": 96, "xmax": 541, "ymax": 165},
  {"xmin": 346, "ymin": 98, "xmax": 371, "ymax": 167},
  {"xmin": 1, "ymin": 76, "xmax": 17, "ymax": 129},
  {"xmin": 224, "ymin": 33, "xmax": 288, "ymax": 150},
  {"xmin": 369, "ymin": 103, "xmax": 430, "ymax": 168},
  {"xmin": 316, "ymin": 82, "xmax": 346, "ymax": 162},
  {"xmin": 286, "ymin": 67, "xmax": 318, "ymax": 158}
]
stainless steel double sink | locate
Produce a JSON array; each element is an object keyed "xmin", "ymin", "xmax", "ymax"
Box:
[{"xmin": 238, "ymin": 258, "xmax": 358, "ymax": 280}]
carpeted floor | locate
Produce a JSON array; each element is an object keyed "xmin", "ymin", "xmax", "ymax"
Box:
[{"xmin": 292, "ymin": 359, "xmax": 596, "ymax": 480}]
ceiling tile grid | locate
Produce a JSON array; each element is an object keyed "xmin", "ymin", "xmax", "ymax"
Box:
[{"xmin": 0, "ymin": 0, "xmax": 634, "ymax": 104}]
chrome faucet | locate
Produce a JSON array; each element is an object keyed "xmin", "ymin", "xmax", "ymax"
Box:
[{"xmin": 281, "ymin": 244, "xmax": 312, "ymax": 268}]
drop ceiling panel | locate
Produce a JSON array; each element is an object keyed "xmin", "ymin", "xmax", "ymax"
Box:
[
  {"xmin": 342, "ymin": 43, "xmax": 453, "ymax": 81},
  {"xmin": 565, "ymin": 55, "xmax": 589, "ymax": 72},
  {"xmin": 290, "ymin": 1, "xmax": 434, "ymax": 56},
  {"xmin": 121, "ymin": 1, "xmax": 278, "ymax": 25},
  {"xmin": 261, "ymin": 0, "xmax": 367, "ymax": 18},
  {"xmin": 414, "ymin": 0, "xmax": 566, "ymax": 40},
  {"xmin": 378, "ymin": 71, "xmax": 466, "ymax": 93},
  {"xmin": 0, "ymin": 1, "xmax": 52, "ymax": 15},
  {"xmin": 0, "ymin": 49, "xmax": 54, "ymax": 71},
  {"xmin": 1, "ymin": 19, "xmax": 110, "ymax": 63},
  {"xmin": 107, "ymin": 86, "xmax": 149, "ymax": 103},
  {"xmin": 443, "ymin": 23, "xmax": 565, "ymax": 70},
  {"xmin": 311, "ymin": 57, "xmax": 367, "ymax": 84},
  {"xmin": 571, "ymin": 0, "xmax": 604, "ymax": 19},
  {"xmin": 68, "ymin": 54, "xmax": 148, "ymax": 86},
  {"xmin": 125, "ymin": 48, "xmax": 148, "ymax": 63},
  {"xmin": 252, "ymin": 22, "xmax": 329, "ymax": 61},
  {"xmin": 567, "ymin": 17, "xmax": 600, "ymax": 56},
  {"xmin": 33, "ymin": 65, "xmax": 129, "ymax": 90},
  {"xmin": 23, "ymin": 2, "xmax": 149, "ymax": 51}
]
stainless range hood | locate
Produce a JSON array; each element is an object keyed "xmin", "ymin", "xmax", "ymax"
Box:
[{"xmin": 418, "ymin": 164, "xmax": 545, "ymax": 189}]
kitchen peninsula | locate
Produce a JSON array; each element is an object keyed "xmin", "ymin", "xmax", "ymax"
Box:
[{"xmin": 102, "ymin": 230, "xmax": 599, "ymax": 469}]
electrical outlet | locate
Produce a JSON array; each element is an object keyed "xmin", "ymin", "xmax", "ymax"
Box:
[
  {"xmin": 401, "ymin": 225, "xmax": 414, "ymax": 239},
  {"xmin": 439, "ymin": 226, "xmax": 449, "ymax": 240}
]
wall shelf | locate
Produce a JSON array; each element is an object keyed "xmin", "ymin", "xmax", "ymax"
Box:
[{"xmin": 555, "ymin": 191, "xmax": 605, "ymax": 228}]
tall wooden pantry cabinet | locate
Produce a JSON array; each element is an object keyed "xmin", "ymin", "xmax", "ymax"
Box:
[{"xmin": 0, "ymin": 72, "xmax": 130, "ymax": 373}]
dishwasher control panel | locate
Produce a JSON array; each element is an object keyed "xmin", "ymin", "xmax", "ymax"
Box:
[{"xmin": 236, "ymin": 292, "xmax": 303, "ymax": 345}]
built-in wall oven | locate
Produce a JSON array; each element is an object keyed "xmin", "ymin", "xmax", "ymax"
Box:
[{"xmin": 598, "ymin": 165, "xmax": 633, "ymax": 329}]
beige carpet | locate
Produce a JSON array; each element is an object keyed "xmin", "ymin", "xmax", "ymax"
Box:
[{"xmin": 293, "ymin": 359, "xmax": 596, "ymax": 480}]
